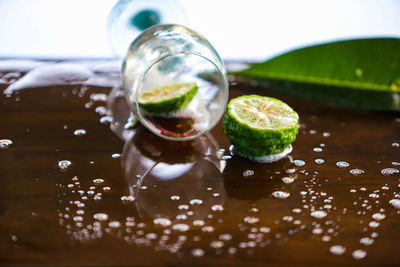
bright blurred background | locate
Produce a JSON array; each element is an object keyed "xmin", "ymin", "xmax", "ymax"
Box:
[{"xmin": 0, "ymin": 0, "xmax": 399, "ymax": 61}]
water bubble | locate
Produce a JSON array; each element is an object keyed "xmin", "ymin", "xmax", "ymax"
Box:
[
  {"xmin": 271, "ymin": 191, "xmax": 290, "ymax": 199},
  {"xmin": 312, "ymin": 228, "xmax": 323, "ymax": 235},
  {"xmin": 244, "ymin": 216, "xmax": 259, "ymax": 224},
  {"xmin": 360, "ymin": 237, "xmax": 374, "ymax": 246},
  {"xmin": 100, "ymin": 116, "xmax": 113, "ymax": 124},
  {"xmin": 153, "ymin": 218, "xmax": 172, "ymax": 227},
  {"xmin": 315, "ymin": 159, "xmax": 325, "ymax": 164},
  {"xmin": 58, "ymin": 160, "xmax": 71, "ymax": 170},
  {"xmin": 350, "ymin": 168, "xmax": 364, "ymax": 176},
  {"xmin": 352, "ymin": 249, "xmax": 367, "ymax": 260},
  {"xmin": 191, "ymin": 248, "xmax": 205, "ymax": 258},
  {"xmin": 170, "ymin": 195, "xmax": 180, "ymax": 201},
  {"xmin": 90, "ymin": 93, "xmax": 108, "ymax": 102},
  {"xmin": 313, "ymin": 147, "xmax": 323, "ymax": 153},
  {"xmin": 336, "ymin": 161, "xmax": 349, "ymax": 168},
  {"xmin": 368, "ymin": 221, "xmax": 379, "ymax": 228},
  {"xmin": 121, "ymin": 195, "xmax": 135, "ymax": 202},
  {"xmin": 321, "ymin": 235, "xmax": 331, "ymax": 242},
  {"xmin": 172, "ymin": 224, "xmax": 189, "ymax": 232},
  {"xmin": 260, "ymin": 227, "xmax": 270, "ymax": 233},
  {"xmin": 211, "ymin": 205, "xmax": 224, "ymax": 212},
  {"xmin": 178, "ymin": 205, "xmax": 189, "ymax": 210},
  {"xmin": 201, "ymin": 226, "xmax": 215, "ymax": 232},
  {"xmin": 210, "ymin": 240, "xmax": 224, "ymax": 248},
  {"xmin": 193, "ymin": 220, "xmax": 205, "ymax": 226},
  {"xmin": 381, "ymin": 168, "xmax": 399, "ymax": 176},
  {"xmin": 330, "ymin": 245, "xmax": 346, "ymax": 255},
  {"xmin": 311, "ymin": 210, "xmax": 327, "ymax": 219},
  {"xmin": 111, "ymin": 153, "xmax": 120, "ymax": 159},
  {"xmin": 93, "ymin": 213, "xmax": 109, "ymax": 221},
  {"xmin": 189, "ymin": 199, "xmax": 203, "ymax": 205},
  {"xmin": 0, "ymin": 139, "xmax": 13, "ymax": 149},
  {"xmin": 93, "ymin": 178, "xmax": 104, "ymax": 184},
  {"xmin": 219, "ymin": 234, "xmax": 232, "ymax": 241},
  {"xmin": 243, "ymin": 169, "xmax": 255, "ymax": 177},
  {"xmin": 389, "ymin": 199, "xmax": 400, "ymax": 209},
  {"xmin": 292, "ymin": 208, "xmax": 302, "ymax": 214},
  {"xmin": 95, "ymin": 106, "xmax": 107, "ymax": 115},
  {"xmin": 294, "ymin": 160, "xmax": 305, "ymax": 167},
  {"xmin": 103, "ymin": 186, "xmax": 111, "ymax": 191},
  {"xmin": 73, "ymin": 129, "xmax": 86, "ymax": 136},
  {"xmin": 371, "ymin": 213, "xmax": 385, "ymax": 221},
  {"xmin": 281, "ymin": 177, "xmax": 295, "ymax": 184},
  {"xmin": 393, "ymin": 142, "xmax": 400, "ymax": 147},
  {"xmin": 323, "ymin": 132, "xmax": 331, "ymax": 137},
  {"xmin": 193, "ymin": 220, "xmax": 206, "ymax": 226},
  {"xmin": 392, "ymin": 162, "xmax": 400, "ymax": 166},
  {"xmin": 109, "ymin": 221, "xmax": 121, "ymax": 228}
]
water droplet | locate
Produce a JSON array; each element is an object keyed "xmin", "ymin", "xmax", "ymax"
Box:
[
  {"xmin": 281, "ymin": 177, "xmax": 295, "ymax": 184},
  {"xmin": 0, "ymin": 139, "xmax": 13, "ymax": 149},
  {"xmin": 103, "ymin": 186, "xmax": 111, "ymax": 191},
  {"xmin": 219, "ymin": 234, "xmax": 232, "ymax": 241},
  {"xmin": 271, "ymin": 191, "xmax": 290, "ymax": 199},
  {"xmin": 315, "ymin": 159, "xmax": 324, "ymax": 164},
  {"xmin": 153, "ymin": 218, "xmax": 172, "ymax": 227},
  {"xmin": 191, "ymin": 248, "xmax": 205, "ymax": 258},
  {"xmin": 313, "ymin": 147, "xmax": 323, "ymax": 153},
  {"xmin": 95, "ymin": 106, "xmax": 107, "ymax": 115},
  {"xmin": 100, "ymin": 115, "xmax": 113, "ymax": 124},
  {"xmin": 93, "ymin": 178, "xmax": 104, "ymax": 184},
  {"xmin": 111, "ymin": 153, "xmax": 120, "ymax": 159},
  {"xmin": 109, "ymin": 221, "xmax": 121, "ymax": 228},
  {"xmin": 243, "ymin": 169, "xmax": 255, "ymax": 177},
  {"xmin": 330, "ymin": 245, "xmax": 346, "ymax": 255},
  {"xmin": 312, "ymin": 228, "xmax": 323, "ymax": 235},
  {"xmin": 201, "ymin": 226, "xmax": 215, "ymax": 232},
  {"xmin": 90, "ymin": 93, "xmax": 108, "ymax": 102},
  {"xmin": 193, "ymin": 220, "xmax": 205, "ymax": 226},
  {"xmin": 58, "ymin": 160, "xmax": 71, "ymax": 170},
  {"xmin": 211, "ymin": 205, "xmax": 224, "ymax": 212},
  {"xmin": 210, "ymin": 240, "xmax": 224, "ymax": 248},
  {"xmin": 189, "ymin": 199, "xmax": 203, "ymax": 205},
  {"xmin": 178, "ymin": 205, "xmax": 189, "ymax": 210},
  {"xmin": 244, "ymin": 216, "xmax": 259, "ymax": 224},
  {"xmin": 360, "ymin": 237, "xmax": 374, "ymax": 246},
  {"xmin": 170, "ymin": 195, "xmax": 180, "ymax": 201},
  {"xmin": 323, "ymin": 132, "xmax": 331, "ymax": 137},
  {"xmin": 172, "ymin": 224, "xmax": 189, "ymax": 232},
  {"xmin": 260, "ymin": 227, "xmax": 270, "ymax": 233},
  {"xmin": 336, "ymin": 161, "xmax": 349, "ymax": 168},
  {"xmin": 371, "ymin": 213, "xmax": 385, "ymax": 221},
  {"xmin": 93, "ymin": 213, "xmax": 108, "ymax": 221},
  {"xmin": 350, "ymin": 168, "xmax": 364, "ymax": 176},
  {"xmin": 368, "ymin": 221, "xmax": 379, "ymax": 228},
  {"xmin": 393, "ymin": 142, "xmax": 400, "ymax": 147},
  {"xmin": 294, "ymin": 159, "xmax": 305, "ymax": 167},
  {"xmin": 392, "ymin": 162, "xmax": 400, "ymax": 166},
  {"xmin": 381, "ymin": 168, "xmax": 399, "ymax": 176},
  {"xmin": 321, "ymin": 235, "xmax": 331, "ymax": 242},
  {"xmin": 311, "ymin": 210, "xmax": 327, "ymax": 219},
  {"xmin": 389, "ymin": 199, "xmax": 400, "ymax": 209},
  {"xmin": 292, "ymin": 208, "xmax": 302, "ymax": 214},
  {"xmin": 352, "ymin": 249, "xmax": 367, "ymax": 260},
  {"xmin": 121, "ymin": 195, "xmax": 135, "ymax": 202},
  {"xmin": 73, "ymin": 129, "xmax": 86, "ymax": 136}
]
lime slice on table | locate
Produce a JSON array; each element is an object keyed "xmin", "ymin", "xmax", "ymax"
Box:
[
  {"xmin": 138, "ymin": 82, "xmax": 198, "ymax": 114},
  {"xmin": 223, "ymin": 95, "xmax": 299, "ymax": 161}
]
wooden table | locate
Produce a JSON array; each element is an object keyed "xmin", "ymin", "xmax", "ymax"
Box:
[{"xmin": 1, "ymin": 59, "xmax": 399, "ymax": 266}]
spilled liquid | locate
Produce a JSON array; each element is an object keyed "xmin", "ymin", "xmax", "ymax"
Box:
[{"xmin": 1, "ymin": 60, "xmax": 400, "ymax": 265}]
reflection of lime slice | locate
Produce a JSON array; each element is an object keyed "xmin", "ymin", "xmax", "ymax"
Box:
[
  {"xmin": 223, "ymin": 95, "xmax": 299, "ymax": 158},
  {"xmin": 138, "ymin": 82, "xmax": 198, "ymax": 114}
]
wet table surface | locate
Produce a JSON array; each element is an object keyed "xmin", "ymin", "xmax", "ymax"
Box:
[{"xmin": 0, "ymin": 59, "xmax": 400, "ymax": 266}]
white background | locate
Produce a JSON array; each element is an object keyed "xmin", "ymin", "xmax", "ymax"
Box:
[{"xmin": 0, "ymin": 0, "xmax": 399, "ymax": 61}]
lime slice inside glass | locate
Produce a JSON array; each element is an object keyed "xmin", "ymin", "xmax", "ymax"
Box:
[
  {"xmin": 223, "ymin": 95, "xmax": 299, "ymax": 160},
  {"xmin": 138, "ymin": 82, "xmax": 198, "ymax": 114}
]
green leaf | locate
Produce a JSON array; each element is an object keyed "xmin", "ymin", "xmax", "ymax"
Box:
[{"xmin": 236, "ymin": 38, "xmax": 400, "ymax": 111}]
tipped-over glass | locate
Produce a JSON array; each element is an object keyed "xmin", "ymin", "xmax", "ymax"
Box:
[{"xmin": 122, "ymin": 24, "xmax": 229, "ymax": 141}]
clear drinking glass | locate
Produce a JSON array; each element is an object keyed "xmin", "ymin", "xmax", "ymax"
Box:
[
  {"xmin": 107, "ymin": 0, "xmax": 187, "ymax": 58},
  {"xmin": 122, "ymin": 24, "xmax": 229, "ymax": 141}
]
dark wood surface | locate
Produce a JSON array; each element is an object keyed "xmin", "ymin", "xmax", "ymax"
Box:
[{"xmin": 0, "ymin": 60, "xmax": 400, "ymax": 266}]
